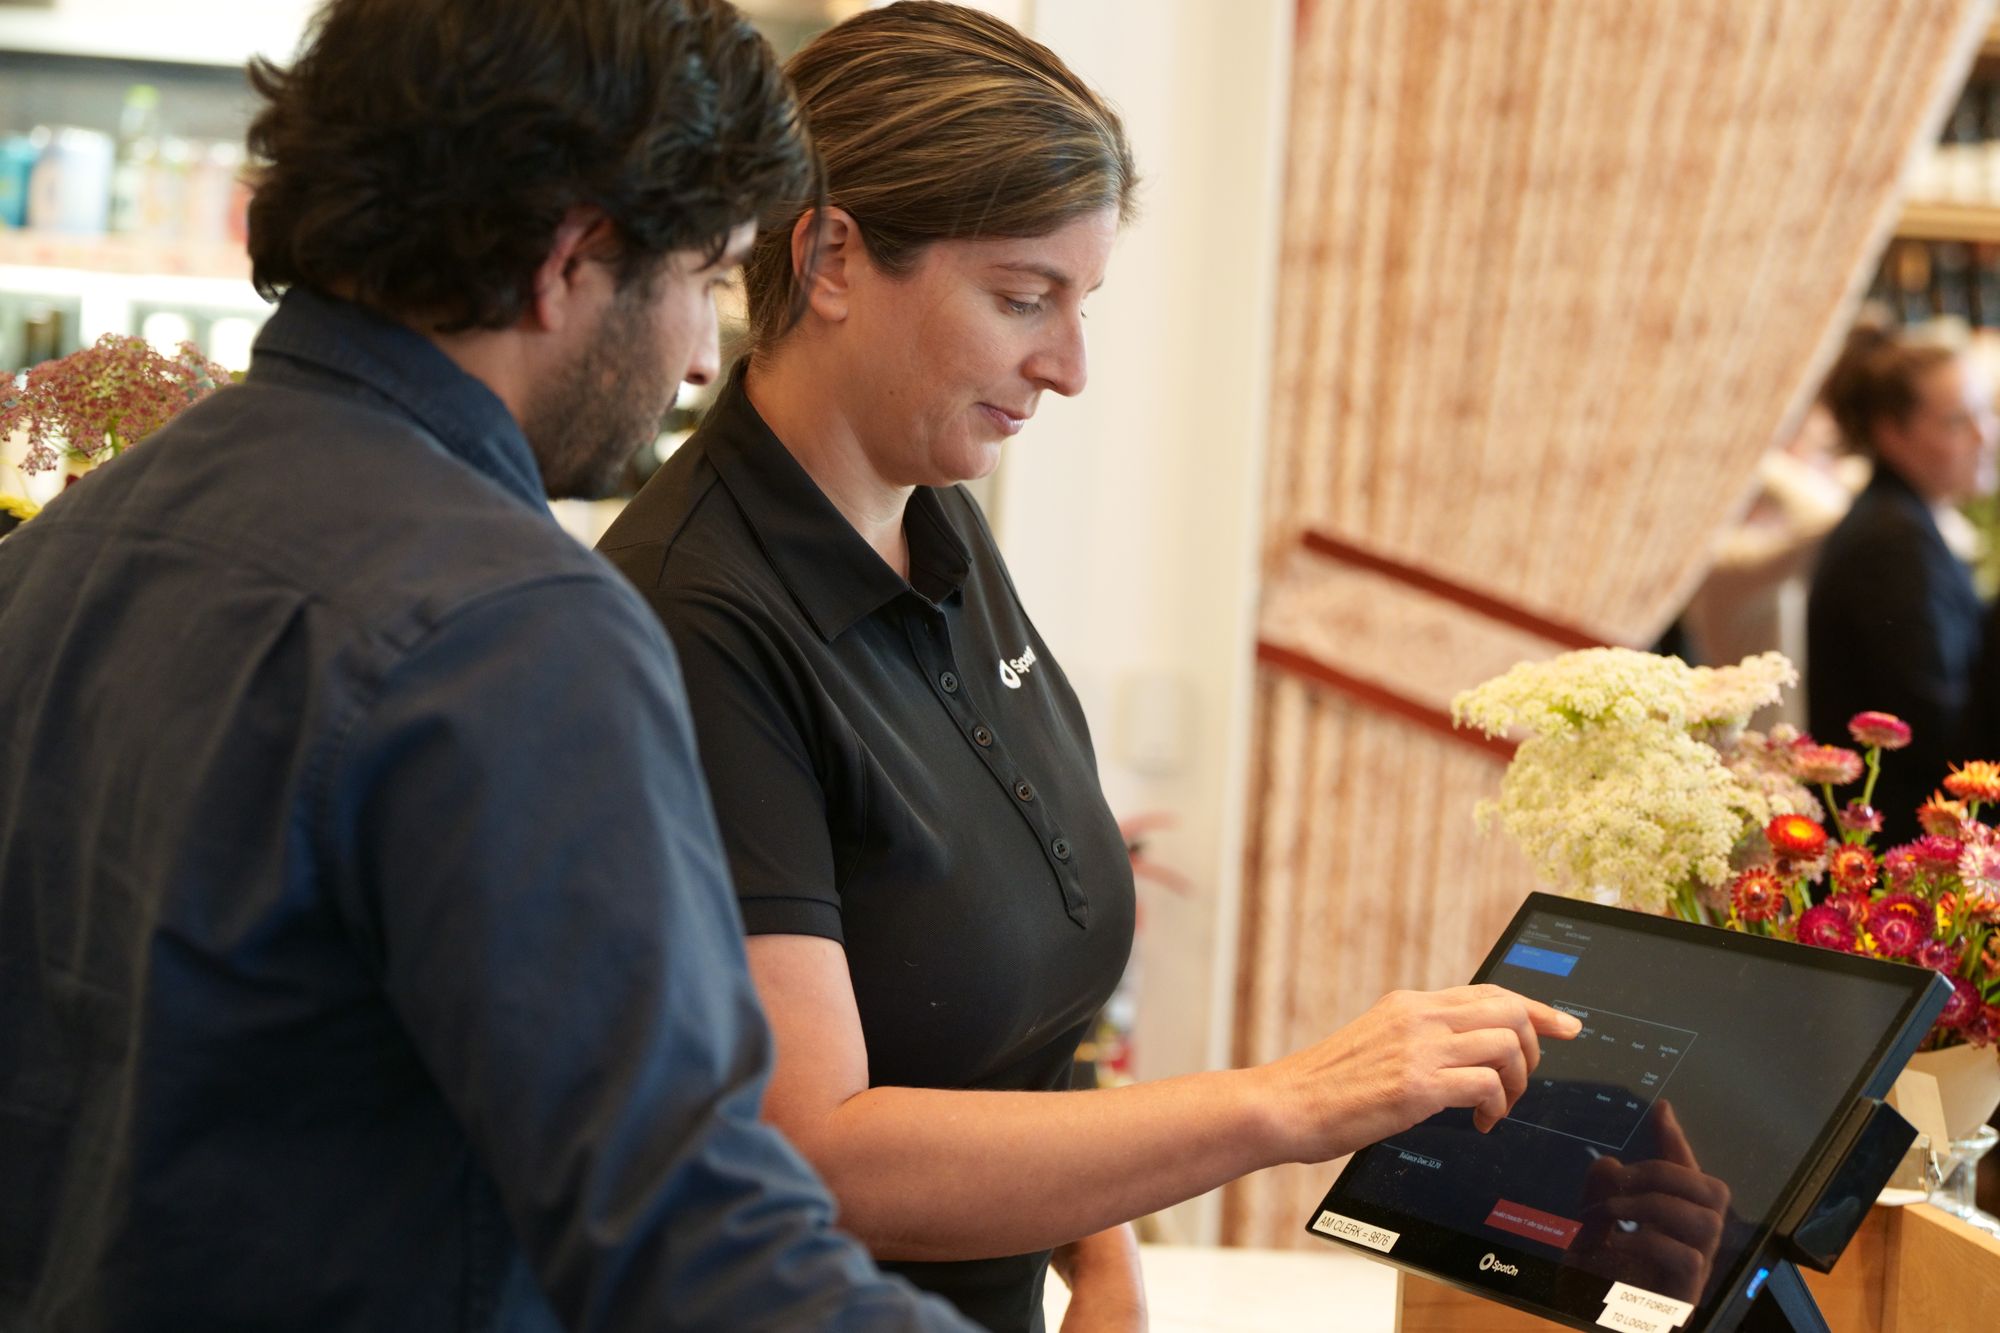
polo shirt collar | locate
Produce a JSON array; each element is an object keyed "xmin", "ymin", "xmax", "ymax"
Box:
[
  {"xmin": 701, "ymin": 362, "xmax": 971, "ymax": 642},
  {"xmin": 249, "ymin": 286, "xmax": 550, "ymax": 514}
]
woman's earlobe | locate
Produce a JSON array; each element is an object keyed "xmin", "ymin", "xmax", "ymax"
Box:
[{"xmin": 796, "ymin": 206, "xmax": 856, "ymax": 323}]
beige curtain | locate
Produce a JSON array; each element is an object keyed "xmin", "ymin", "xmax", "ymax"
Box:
[{"xmin": 1229, "ymin": 0, "xmax": 1993, "ymax": 1247}]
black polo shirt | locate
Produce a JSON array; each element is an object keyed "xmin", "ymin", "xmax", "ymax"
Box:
[{"xmin": 597, "ymin": 366, "xmax": 1135, "ymax": 1333}]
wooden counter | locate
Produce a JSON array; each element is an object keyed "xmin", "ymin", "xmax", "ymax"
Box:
[{"xmin": 1396, "ymin": 1204, "xmax": 2000, "ymax": 1332}]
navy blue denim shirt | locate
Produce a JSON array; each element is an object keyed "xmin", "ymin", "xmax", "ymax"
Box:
[{"xmin": 0, "ymin": 289, "xmax": 971, "ymax": 1332}]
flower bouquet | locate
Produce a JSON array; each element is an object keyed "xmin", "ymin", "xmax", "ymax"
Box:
[
  {"xmin": 1, "ymin": 333, "xmax": 232, "ymax": 528},
  {"xmin": 1453, "ymin": 648, "xmax": 1999, "ymax": 1059}
]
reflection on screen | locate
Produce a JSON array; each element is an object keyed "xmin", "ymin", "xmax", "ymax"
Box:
[{"xmin": 1338, "ymin": 908, "xmax": 1918, "ymax": 1310}]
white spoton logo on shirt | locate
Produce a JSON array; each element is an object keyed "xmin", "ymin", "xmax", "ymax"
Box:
[{"xmin": 997, "ymin": 644, "xmax": 1038, "ymax": 689}]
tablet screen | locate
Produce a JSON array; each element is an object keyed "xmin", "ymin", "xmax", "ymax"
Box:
[{"xmin": 1307, "ymin": 894, "xmax": 1943, "ymax": 1331}]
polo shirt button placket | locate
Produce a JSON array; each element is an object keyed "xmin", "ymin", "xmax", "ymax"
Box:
[
  {"xmin": 972, "ymin": 724, "xmax": 994, "ymax": 748},
  {"xmin": 1051, "ymin": 836, "xmax": 1072, "ymax": 861},
  {"xmin": 940, "ymin": 670, "xmax": 959, "ymax": 694}
]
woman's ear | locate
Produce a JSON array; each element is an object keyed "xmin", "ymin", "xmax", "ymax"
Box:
[{"xmin": 795, "ymin": 205, "xmax": 861, "ymax": 324}]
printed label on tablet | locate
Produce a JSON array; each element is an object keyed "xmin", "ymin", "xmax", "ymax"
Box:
[
  {"xmin": 1603, "ymin": 1281, "xmax": 1695, "ymax": 1327},
  {"xmin": 1594, "ymin": 1306, "xmax": 1676, "ymax": 1333},
  {"xmin": 1310, "ymin": 1210, "xmax": 1399, "ymax": 1252}
]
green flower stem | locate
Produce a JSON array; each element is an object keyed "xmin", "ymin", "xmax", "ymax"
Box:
[
  {"xmin": 1859, "ymin": 746, "xmax": 1882, "ymax": 810},
  {"xmin": 1671, "ymin": 879, "xmax": 1711, "ymax": 927}
]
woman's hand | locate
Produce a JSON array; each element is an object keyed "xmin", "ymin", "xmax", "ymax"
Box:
[
  {"xmin": 1051, "ymin": 1224, "xmax": 1146, "ymax": 1333},
  {"xmin": 1255, "ymin": 984, "xmax": 1584, "ymax": 1163}
]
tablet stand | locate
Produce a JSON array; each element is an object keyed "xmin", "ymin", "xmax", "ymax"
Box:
[
  {"xmin": 1737, "ymin": 1261, "xmax": 1827, "ymax": 1333},
  {"xmin": 1729, "ymin": 1096, "xmax": 1915, "ymax": 1333}
]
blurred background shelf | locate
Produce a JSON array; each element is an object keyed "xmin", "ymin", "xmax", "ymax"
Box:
[{"xmin": 0, "ymin": 228, "xmax": 246, "ymax": 280}]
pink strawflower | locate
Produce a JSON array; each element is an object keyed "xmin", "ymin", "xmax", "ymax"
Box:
[
  {"xmin": 1729, "ymin": 867, "xmax": 1787, "ymax": 923},
  {"xmin": 1826, "ymin": 892, "xmax": 1872, "ymax": 928},
  {"xmin": 1912, "ymin": 836, "xmax": 1964, "ymax": 873},
  {"xmin": 1966, "ymin": 1004, "xmax": 2000, "ymax": 1048},
  {"xmin": 1828, "ymin": 844, "xmax": 1878, "ymax": 895},
  {"xmin": 1916, "ymin": 939, "xmax": 1964, "ymax": 975},
  {"xmin": 1941, "ymin": 977, "xmax": 1983, "ymax": 1030},
  {"xmin": 1795, "ymin": 904, "xmax": 1857, "ymax": 952},
  {"xmin": 0, "ymin": 334, "xmax": 231, "ymax": 475},
  {"xmin": 1959, "ymin": 839, "xmax": 2000, "ymax": 906},
  {"xmin": 1848, "ymin": 712, "xmax": 1913, "ymax": 750},
  {"xmin": 1868, "ymin": 893, "xmax": 1934, "ymax": 958},
  {"xmin": 1882, "ymin": 846, "xmax": 1920, "ymax": 889},
  {"xmin": 1838, "ymin": 802, "xmax": 1883, "ymax": 836},
  {"xmin": 1790, "ymin": 742, "xmax": 1864, "ymax": 786}
]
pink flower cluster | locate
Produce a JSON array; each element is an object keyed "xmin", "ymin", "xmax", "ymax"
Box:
[
  {"xmin": 1, "ymin": 335, "xmax": 232, "ymax": 476},
  {"xmin": 1717, "ymin": 711, "xmax": 2000, "ymax": 1049}
]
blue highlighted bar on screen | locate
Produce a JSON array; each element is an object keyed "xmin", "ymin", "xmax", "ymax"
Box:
[{"xmin": 1503, "ymin": 943, "xmax": 1580, "ymax": 977}]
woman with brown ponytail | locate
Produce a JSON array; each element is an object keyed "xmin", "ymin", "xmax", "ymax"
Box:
[{"xmin": 599, "ymin": 5, "xmax": 1576, "ymax": 1329}]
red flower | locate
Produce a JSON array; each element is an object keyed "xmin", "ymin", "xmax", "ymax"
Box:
[
  {"xmin": 1916, "ymin": 939, "xmax": 1964, "ymax": 975},
  {"xmin": 1984, "ymin": 934, "xmax": 2000, "ymax": 978},
  {"xmin": 1730, "ymin": 868, "xmax": 1787, "ymax": 923},
  {"xmin": 1849, "ymin": 712, "xmax": 1913, "ymax": 750},
  {"xmin": 1838, "ymin": 802, "xmax": 1883, "ymax": 836},
  {"xmin": 1941, "ymin": 977, "xmax": 1983, "ymax": 1030},
  {"xmin": 1828, "ymin": 844, "xmax": 1878, "ymax": 895},
  {"xmin": 1867, "ymin": 893, "xmax": 1934, "ymax": 958},
  {"xmin": 1766, "ymin": 815, "xmax": 1829, "ymax": 859},
  {"xmin": 1943, "ymin": 761, "xmax": 2000, "ymax": 804},
  {"xmin": 1911, "ymin": 836, "xmax": 1964, "ymax": 872},
  {"xmin": 1826, "ymin": 891, "xmax": 1872, "ymax": 928},
  {"xmin": 1882, "ymin": 846, "xmax": 1920, "ymax": 889},
  {"xmin": 1795, "ymin": 904, "xmax": 1857, "ymax": 952},
  {"xmin": 1791, "ymin": 743, "xmax": 1864, "ymax": 786}
]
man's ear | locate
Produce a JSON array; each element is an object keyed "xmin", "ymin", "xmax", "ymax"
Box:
[
  {"xmin": 796, "ymin": 206, "xmax": 862, "ymax": 324},
  {"xmin": 528, "ymin": 207, "xmax": 617, "ymax": 334}
]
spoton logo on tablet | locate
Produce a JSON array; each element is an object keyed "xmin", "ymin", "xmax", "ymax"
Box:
[{"xmin": 1478, "ymin": 1252, "xmax": 1520, "ymax": 1277}]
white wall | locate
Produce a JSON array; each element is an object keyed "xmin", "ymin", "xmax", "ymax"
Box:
[
  {"xmin": 987, "ymin": 0, "xmax": 1294, "ymax": 1245},
  {"xmin": 0, "ymin": 0, "xmax": 316, "ymax": 65}
]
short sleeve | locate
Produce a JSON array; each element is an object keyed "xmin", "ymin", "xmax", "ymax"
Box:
[{"xmin": 644, "ymin": 583, "xmax": 845, "ymax": 942}]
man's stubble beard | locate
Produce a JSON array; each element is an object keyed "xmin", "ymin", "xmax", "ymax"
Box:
[{"xmin": 526, "ymin": 286, "xmax": 674, "ymax": 501}]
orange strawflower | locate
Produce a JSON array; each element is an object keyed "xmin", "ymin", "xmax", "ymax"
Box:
[
  {"xmin": 1765, "ymin": 814, "xmax": 1828, "ymax": 859},
  {"xmin": 1829, "ymin": 844, "xmax": 1878, "ymax": 894},
  {"xmin": 1943, "ymin": 760, "xmax": 2000, "ymax": 805},
  {"xmin": 1729, "ymin": 867, "xmax": 1786, "ymax": 923},
  {"xmin": 1919, "ymin": 793, "xmax": 1971, "ymax": 838}
]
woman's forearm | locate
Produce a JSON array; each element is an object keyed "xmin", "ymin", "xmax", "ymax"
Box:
[{"xmin": 787, "ymin": 1068, "xmax": 1287, "ymax": 1262}]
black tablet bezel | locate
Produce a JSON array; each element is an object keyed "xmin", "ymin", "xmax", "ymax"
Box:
[{"xmin": 1303, "ymin": 891, "xmax": 1948, "ymax": 1332}]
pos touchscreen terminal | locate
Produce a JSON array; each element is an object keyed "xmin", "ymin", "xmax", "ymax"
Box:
[{"xmin": 1305, "ymin": 893, "xmax": 1950, "ymax": 1333}]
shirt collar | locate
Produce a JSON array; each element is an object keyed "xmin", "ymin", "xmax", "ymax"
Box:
[
  {"xmin": 698, "ymin": 362, "xmax": 971, "ymax": 642},
  {"xmin": 248, "ymin": 287, "xmax": 550, "ymax": 513}
]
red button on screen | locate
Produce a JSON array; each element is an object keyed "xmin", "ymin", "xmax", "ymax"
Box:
[{"xmin": 1484, "ymin": 1198, "xmax": 1581, "ymax": 1251}]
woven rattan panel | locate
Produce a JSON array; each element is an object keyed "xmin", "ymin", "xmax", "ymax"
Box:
[{"xmin": 1230, "ymin": 0, "xmax": 1993, "ymax": 1247}]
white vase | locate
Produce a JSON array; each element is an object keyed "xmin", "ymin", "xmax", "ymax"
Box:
[{"xmin": 1906, "ymin": 1044, "xmax": 2000, "ymax": 1142}]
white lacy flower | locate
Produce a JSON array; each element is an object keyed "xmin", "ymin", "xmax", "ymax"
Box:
[
  {"xmin": 1688, "ymin": 651, "xmax": 1797, "ymax": 729},
  {"xmin": 1457, "ymin": 648, "xmax": 1803, "ymax": 912},
  {"xmin": 1453, "ymin": 647, "xmax": 1694, "ymax": 738}
]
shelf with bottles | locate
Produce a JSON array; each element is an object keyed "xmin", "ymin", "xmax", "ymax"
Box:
[{"xmin": 0, "ymin": 228, "xmax": 247, "ymax": 281}]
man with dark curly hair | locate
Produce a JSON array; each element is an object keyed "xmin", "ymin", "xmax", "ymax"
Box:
[{"xmin": 0, "ymin": 2, "xmax": 971, "ymax": 1330}]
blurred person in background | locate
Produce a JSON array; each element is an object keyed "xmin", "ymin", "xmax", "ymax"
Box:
[
  {"xmin": 0, "ymin": 1, "xmax": 977, "ymax": 1328},
  {"xmin": 1681, "ymin": 401, "xmax": 1862, "ymax": 730},
  {"xmin": 1808, "ymin": 320, "xmax": 1997, "ymax": 845}
]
